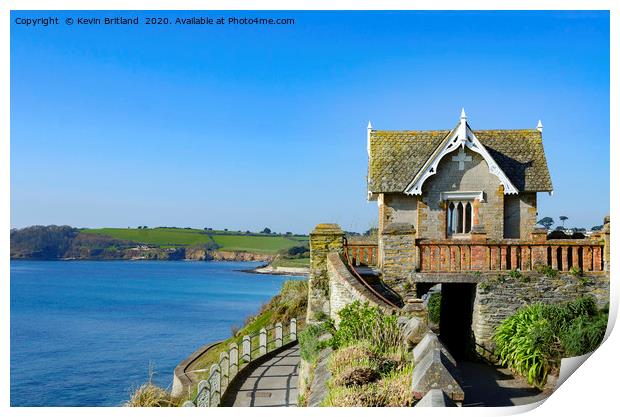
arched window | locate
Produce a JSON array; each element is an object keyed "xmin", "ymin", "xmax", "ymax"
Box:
[
  {"xmin": 448, "ymin": 202, "xmax": 455, "ymax": 234},
  {"xmin": 465, "ymin": 202, "xmax": 472, "ymax": 233},
  {"xmin": 446, "ymin": 199, "xmax": 475, "ymax": 236},
  {"xmin": 456, "ymin": 202, "xmax": 464, "ymax": 233}
]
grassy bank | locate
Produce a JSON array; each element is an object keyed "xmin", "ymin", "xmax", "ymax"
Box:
[
  {"xmin": 298, "ymin": 302, "xmax": 415, "ymax": 407},
  {"xmin": 82, "ymin": 227, "xmax": 308, "ymax": 254},
  {"xmin": 125, "ymin": 279, "xmax": 308, "ymax": 406}
]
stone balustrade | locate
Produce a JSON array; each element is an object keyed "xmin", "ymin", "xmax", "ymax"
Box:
[
  {"xmin": 183, "ymin": 319, "xmax": 297, "ymax": 407},
  {"xmin": 418, "ymin": 239, "xmax": 605, "ymax": 273},
  {"xmin": 344, "ymin": 240, "xmax": 379, "ymax": 267}
]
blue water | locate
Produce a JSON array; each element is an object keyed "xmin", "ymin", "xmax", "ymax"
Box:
[{"xmin": 10, "ymin": 260, "xmax": 303, "ymax": 406}]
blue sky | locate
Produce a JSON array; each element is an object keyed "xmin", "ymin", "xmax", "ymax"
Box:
[{"xmin": 10, "ymin": 11, "xmax": 609, "ymax": 233}]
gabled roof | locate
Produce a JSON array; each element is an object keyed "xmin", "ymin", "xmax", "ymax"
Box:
[{"xmin": 367, "ymin": 114, "xmax": 553, "ymax": 196}]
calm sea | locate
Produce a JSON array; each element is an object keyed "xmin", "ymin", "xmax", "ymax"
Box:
[{"xmin": 10, "ymin": 260, "xmax": 303, "ymax": 406}]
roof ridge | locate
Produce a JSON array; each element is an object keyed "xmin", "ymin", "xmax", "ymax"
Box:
[{"xmin": 373, "ymin": 128, "xmax": 539, "ymax": 133}]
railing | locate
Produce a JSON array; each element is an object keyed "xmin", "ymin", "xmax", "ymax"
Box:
[
  {"xmin": 183, "ymin": 318, "xmax": 297, "ymax": 407},
  {"xmin": 345, "ymin": 240, "xmax": 379, "ymax": 267},
  {"xmin": 418, "ymin": 240, "xmax": 605, "ymax": 273},
  {"xmin": 342, "ymin": 240, "xmax": 400, "ymax": 309}
]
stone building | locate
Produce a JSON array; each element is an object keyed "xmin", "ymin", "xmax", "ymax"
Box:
[
  {"xmin": 368, "ymin": 110, "xmax": 553, "ymax": 280},
  {"xmin": 306, "ymin": 109, "xmax": 608, "ymax": 359}
]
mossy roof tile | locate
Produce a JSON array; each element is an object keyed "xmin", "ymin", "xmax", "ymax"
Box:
[{"xmin": 368, "ymin": 129, "xmax": 553, "ymax": 194}]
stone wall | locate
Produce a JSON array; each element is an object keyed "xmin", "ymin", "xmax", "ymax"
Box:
[
  {"xmin": 471, "ymin": 272, "xmax": 610, "ymax": 351},
  {"xmin": 503, "ymin": 193, "xmax": 537, "ymax": 239},
  {"xmin": 407, "ymin": 148, "xmax": 505, "ymax": 240},
  {"xmin": 380, "ymin": 222, "xmax": 417, "ymax": 290},
  {"xmin": 327, "ymin": 252, "xmax": 396, "ymax": 323},
  {"xmin": 307, "ymin": 224, "xmax": 344, "ymax": 323},
  {"xmin": 383, "ymin": 193, "xmax": 420, "ymax": 226}
]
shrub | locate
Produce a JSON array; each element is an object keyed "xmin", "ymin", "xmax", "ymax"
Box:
[
  {"xmin": 323, "ymin": 362, "xmax": 415, "ymax": 407},
  {"xmin": 493, "ymin": 296, "xmax": 607, "ymax": 388},
  {"xmin": 298, "ymin": 323, "xmax": 329, "ymax": 362},
  {"xmin": 569, "ymin": 266, "xmax": 583, "ymax": 277},
  {"xmin": 427, "ymin": 292, "xmax": 441, "ymax": 324},
  {"xmin": 333, "ymin": 367, "xmax": 380, "ymax": 387},
  {"xmin": 330, "ymin": 301, "xmax": 402, "ymax": 354},
  {"xmin": 125, "ymin": 365, "xmax": 177, "ymax": 407},
  {"xmin": 328, "ymin": 342, "xmax": 377, "ymax": 375},
  {"xmin": 125, "ymin": 383, "xmax": 177, "ymax": 407},
  {"xmin": 535, "ymin": 264, "xmax": 559, "ymax": 278}
]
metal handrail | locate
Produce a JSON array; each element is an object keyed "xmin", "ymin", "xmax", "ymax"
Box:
[{"xmin": 342, "ymin": 239, "xmax": 400, "ymax": 309}]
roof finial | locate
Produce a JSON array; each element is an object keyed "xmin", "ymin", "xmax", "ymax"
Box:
[
  {"xmin": 460, "ymin": 108, "xmax": 467, "ymax": 120},
  {"xmin": 367, "ymin": 121, "xmax": 373, "ymax": 157},
  {"xmin": 537, "ymin": 120, "xmax": 543, "ymax": 133}
]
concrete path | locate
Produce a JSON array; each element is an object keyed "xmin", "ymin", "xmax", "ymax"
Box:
[
  {"xmin": 222, "ymin": 344, "xmax": 300, "ymax": 407},
  {"xmin": 459, "ymin": 361, "xmax": 550, "ymax": 406}
]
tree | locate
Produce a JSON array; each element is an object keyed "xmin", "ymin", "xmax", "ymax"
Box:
[
  {"xmin": 537, "ymin": 217, "xmax": 554, "ymax": 230},
  {"xmin": 261, "ymin": 227, "xmax": 271, "ymax": 234},
  {"xmin": 591, "ymin": 225, "xmax": 603, "ymax": 231},
  {"xmin": 559, "ymin": 216, "xmax": 568, "ymax": 227}
]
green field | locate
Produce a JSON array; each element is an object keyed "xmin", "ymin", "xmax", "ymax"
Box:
[
  {"xmin": 81, "ymin": 227, "xmax": 308, "ymax": 254},
  {"xmin": 211, "ymin": 235, "xmax": 305, "ymax": 253}
]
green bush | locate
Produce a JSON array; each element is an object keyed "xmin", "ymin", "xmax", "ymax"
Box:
[
  {"xmin": 427, "ymin": 292, "xmax": 441, "ymax": 324},
  {"xmin": 330, "ymin": 301, "xmax": 402, "ymax": 355},
  {"xmin": 535, "ymin": 264, "xmax": 559, "ymax": 278},
  {"xmin": 493, "ymin": 296, "xmax": 607, "ymax": 388},
  {"xmin": 298, "ymin": 322, "xmax": 330, "ymax": 362}
]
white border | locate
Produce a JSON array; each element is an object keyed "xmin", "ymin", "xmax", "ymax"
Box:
[{"xmin": 1, "ymin": 3, "xmax": 616, "ymax": 417}]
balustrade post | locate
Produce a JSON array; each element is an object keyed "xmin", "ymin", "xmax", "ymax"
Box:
[
  {"xmin": 259, "ymin": 328, "xmax": 267, "ymax": 356},
  {"xmin": 229, "ymin": 343, "xmax": 239, "ymax": 378},
  {"xmin": 242, "ymin": 335, "xmax": 251, "ymax": 363},
  {"xmin": 290, "ymin": 318, "xmax": 297, "ymax": 341},
  {"xmin": 209, "ymin": 364, "xmax": 221, "ymax": 406},
  {"xmin": 603, "ymin": 216, "xmax": 610, "ymax": 272},
  {"xmin": 196, "ymin": 380, "xmax": 210, "ymax": 407},
  {"xmin": 510, "ymin": 246, "xmax": 518, "ymax": 270},
  {"xmin": 571, "ymin": 246, "xmax": 580, "ymax": 269},
  {"xmin": 551, "ymin": 246, "xmax": 559, "ymax": 270},
  {"xmin": 593, "ymin": 246, "xmax": 602, "ymax": 271},
  {"xmin": 275, "ymin": 322, "xmax": 283, "ymax": 348},
  {"xmin": 219, "ymin": 352, "xmax": 229, "ymax": 390},
  {"xmin": 490, "ymin": 246, "xmax": 499, "ymax": 270},
  {"xmin": 583, "ymin": 246, "xmax": 593, "ymax": 272},
  {"xmin": 521, "ymin": 246, "xmax": 531, "ymax": 270},
  {"xmin": 561, "ymin": 247, "xmax": 569, "ymax": 271},
  {"xmin": 500, "ymin": 246, "xmax": 508, "ymax": 270}
]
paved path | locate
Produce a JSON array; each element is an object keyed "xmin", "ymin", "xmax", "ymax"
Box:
[
  {"xmin": 222, "ymin": 344, "xmax": 299, "ymax": 407},
  {"xmin": 459, "ymin": 361, "xmax": 550, "ymax": 406}
]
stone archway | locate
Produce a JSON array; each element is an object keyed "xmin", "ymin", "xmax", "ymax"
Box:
[{"xmin": 439, "ymin": 283, "xmax": 477, "ymax": 359}]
